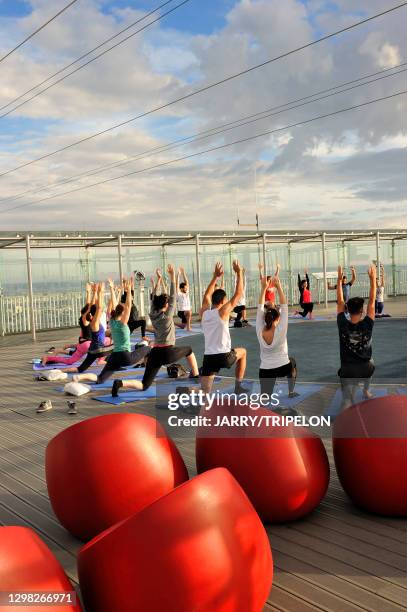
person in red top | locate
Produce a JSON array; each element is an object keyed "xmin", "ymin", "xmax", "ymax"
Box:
[
  {"xmin": 295, "ymin": 269, "xmax": 314, "ymax": 319},
  {"xmin": 259, "ymin": 263, "xmax": 280, "ymax": 307}
]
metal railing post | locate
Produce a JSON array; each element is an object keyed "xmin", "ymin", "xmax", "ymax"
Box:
[
  {"xmin": 25, "ymin": 235, "xmax": 36, "ymax": 342},
  {"xmin": 321, "ymin": 232, "xmax": 328, "ymax": 309},
  {"xmin": 195, "ymin": 234, "xmax": 202, "ymax": 312}
]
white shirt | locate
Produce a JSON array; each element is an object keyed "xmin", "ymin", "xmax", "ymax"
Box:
[
  {"xmin": 177, "ymin": 290, "xmax": 191, "ymax": 311},
  {"xmin": 376, "ymin": 286, "xmax": 385, "ymax": 302},
  {"xmin": 202, "ymin": 309, "xmax": 231, "ymax": 354},
  {"xmin": 256, "ymin": 304, "xmax": 289, "ymax": 369}
]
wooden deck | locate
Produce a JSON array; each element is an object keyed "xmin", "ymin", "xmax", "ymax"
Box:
[{"xmin": 0, "ymin": 329, "xmax": 407, "ymax": 611}]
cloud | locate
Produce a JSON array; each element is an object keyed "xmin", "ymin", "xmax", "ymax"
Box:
[{"xmin": 0, "ymin": 0, "xmax": 407, "ymax": 231}]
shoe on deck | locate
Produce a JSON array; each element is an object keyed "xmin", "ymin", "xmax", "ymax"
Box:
[
  {"xmin": 37, "ymin": 400, "xmax": 53, "ymax": 414},
  {"xmin": 67, "ymin": 401, "xmax": 77, "ymax": 415}
]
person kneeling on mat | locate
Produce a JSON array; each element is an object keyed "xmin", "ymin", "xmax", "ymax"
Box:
[
  {"xmin": 337, "ymin": 264, "xmax": 376, "ymax": 409},
  {"xmin": 175, "ymin": 267, "xmax": 192, "ymax": 332},
  {"xmin": 233, "ymin": 267, "xmax": 249, "ymax": 327},
  {"xmin": 200, "ymin": 260, "xmax": 249, "ymax": 395},
  {"xmin": 295, "ymin": 269, "xmax": 314, "ymax": 319},
  {"xmin": 257, "ymin": 268, "xmax": 298, "ymax": 402},
  {"xmin": 112, "ymin": 265, "xmax": 199, "ymax": 396}
]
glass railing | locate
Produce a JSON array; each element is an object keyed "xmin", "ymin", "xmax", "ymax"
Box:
[{"xmin": 1, "ymin": 269, "xmax": 405, "ymax": 336}]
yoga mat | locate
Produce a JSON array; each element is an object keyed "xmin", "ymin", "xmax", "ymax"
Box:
[
  {"xmin": 92, "ymin": 387, "xmax": 157, "ymax": 405},
  {"xmin": 288, "ymin": 315, "xmax": 330, "ymax": 322},
  {"xmin": 326, "ymin": 387, "xmax": 389, "ymax": 419},
  {"xmin": 33, "ymin": 361, "xmax": 101, "ymax": 371},
  {"xmin": 250, "ymin": 382, "xmax": 323, "ymax": 409},
  {"xmin": 397, "ymin": 387, "xmax": 407, "ymax": 395},
  {"xmin": 55, "ymin": 370, "xmax": 170, "ymax": 392}
]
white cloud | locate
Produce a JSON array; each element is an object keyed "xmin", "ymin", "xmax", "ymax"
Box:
[{"xmin": 0, "ymin": 0, "xmax": 407, "ymax": 230}]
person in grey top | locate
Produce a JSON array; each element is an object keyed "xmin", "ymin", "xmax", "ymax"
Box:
[{"xmin": 112, "ymin": 265, "xmax": 200, "ymax": 396}]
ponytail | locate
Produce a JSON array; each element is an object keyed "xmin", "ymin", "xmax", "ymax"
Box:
[{"xmin": 264, "ymin": 307, "xmax": 280, "ymax": 330}]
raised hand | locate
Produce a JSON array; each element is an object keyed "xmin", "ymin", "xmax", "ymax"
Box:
[
  {"xmin": 167, "ymin": 264, "xmax": 175, "ymax": 277},
  {"xmin": 156, "ymin": 268, "xmax": 162, "ymax": 279},
  {"xmin": 232, "ymin": 260, "xmax": 242, "ymax": 274},
  {"xmin": 214, "ymin": 262, "xmax": 223, "ymax": 278},
  {"xmin": 107, "ymin": 278, "xmax": 114, "ymax": 289}
]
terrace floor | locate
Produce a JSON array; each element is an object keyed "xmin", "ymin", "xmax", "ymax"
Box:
[{"xmin": 0, "ymin": 326, "xmax": 407, "ymax": 611}]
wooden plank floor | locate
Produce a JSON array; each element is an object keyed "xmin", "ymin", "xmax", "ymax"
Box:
[{"xmin": 0, "ymin": 329, "xmax": 407, "ymax": 611}]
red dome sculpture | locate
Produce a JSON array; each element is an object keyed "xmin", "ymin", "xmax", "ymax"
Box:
[
  {"xmin": 333, "ymin": 395, "xmax": 407, "ymax": 516},
  {"xmin": 78, "ymin": 468, "xmax": 273, "ymax": 612},
  {"xmin": 196, "ymin": 402, "xmax": 330, "ymax": 522},
  {"xmin": 0, "ymin": 526, "xmax": 81, "ymax": 611},
  {"xmin": 46, "ymin": 413, "xmax": 188, "ymax": 540}
]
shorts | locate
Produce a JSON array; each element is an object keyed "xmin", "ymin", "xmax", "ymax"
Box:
[
  {"xmin": 178, "ymin": 310, "xmax": 187, "ymax": 324},
  {"xmin": 201, "ymin": 350, "xmax": 237, "ymax": 376},
  {"xmin": 338, "ymin": 360, "xmax": 375, "ymax": 379},
  {"xmin": 233, "ymin": 305, "xmax": 245, "ymax": 314}
]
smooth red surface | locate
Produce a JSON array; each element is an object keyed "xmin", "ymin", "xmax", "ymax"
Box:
[
  {"xmin": 333, "ymin": 395, "xmax": 407, "ymax": 516},
  {"xmin": 78, "ymin": 468, "xmax": 273, "ymax": 612},
  {"xmin": 46, "ymin": 413, "xmax": 188, "ymax": 540},
  {"xmin": 0, "ymin": 526, "xmax": 81, "ymax": 611},
  {"xmin": 196, "ymin": 403, "xmax": 330, "ymax": 522}
]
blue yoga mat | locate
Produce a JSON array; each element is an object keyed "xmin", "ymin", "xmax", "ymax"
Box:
[
  {"xmin": 250, "ymin": 382, "xmax": 323, "ymax": 409},
  {"xmin": 397, "ymin": 387, "xmax": 407, "ymax": 395},
  {"xmin": 92, "ymin": 386, "xmax": 157, "ymax": 405},
  {"xmin": 326, "ymin": 387, "xmax": 389, "ymax": 418},
  {"xmin": 33, "ymin": 361, "xmax": 102, "ymax": 371},
  {"xmin": 288, "ymin": 315, "xmax": 331, "ymax": 322}
]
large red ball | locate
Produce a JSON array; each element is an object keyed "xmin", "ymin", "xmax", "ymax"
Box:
[
  {"xmin": 196, "ymin": 402, "xmax": 330, "ymax": 522},
  {"xmin": 78, "ymin": 468, "xmax": 273, "ymax": 612},
  {"xmin": 333, "ymin": 395, "xmax": 407, "ymax": 516},
  {"xmin": 46, "ymin": 413, "xmax": 188, "ymax": 540},
  {"xmin": 0, "ymin": 526, "xmax": 81, "ymax": 611}
]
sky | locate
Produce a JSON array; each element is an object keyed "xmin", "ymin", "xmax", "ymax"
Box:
[{"xmin": 0, "ymin": 0, "xmax": 406, "ymax": 231}]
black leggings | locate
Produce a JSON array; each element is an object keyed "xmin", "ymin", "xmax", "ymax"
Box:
[
  {"xmin": 299, "ymin": 302, "xmax": 314, "ymax": 317},
  {"xmin": 142, "ymin": 345, "xmax": 193, "ymax": 390},
  {"xmin": 259, "ymin": 357, "xmax": 297, "ymax": 396},
  {"xmin": 129, "ymin": 319, "xmax": 146, "ymax": 337},
  {"xmin": 234, "ymin": 305, "xmax": 245, "ymax": 322},
  {"xmin": 338, "ymin": 360, "xmax": 375, "ymax": 403},
  {"xmin": 96, "ymin": 346, "xmax": 151, "ymax": 384},
  {"xmin": 77, "ymin": 347, "xmax": 113, "ymax": 373}
]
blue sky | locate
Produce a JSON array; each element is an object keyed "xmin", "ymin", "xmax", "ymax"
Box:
[{"xmin": 0, "ymin": 0, "xmax": 239, "ymax": 34}]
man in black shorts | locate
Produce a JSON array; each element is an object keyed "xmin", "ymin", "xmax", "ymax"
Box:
[
  {"xmin": 200, "ymin": 260, "xmax": 248, "ymax": 395},
  {"xmin": 336, "ymin": 263, "xmax": 376, "ymax": 410}
]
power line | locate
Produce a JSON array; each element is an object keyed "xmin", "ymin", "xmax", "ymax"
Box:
[
  {"xmin": 0, "ymin": 0, "xmax": 189, "ymax": 117},
  {"xmin": 0, "ymin": 0, "xmax": 80, "ymax": 65},
  {"xmin": 0, "ymin": 1, "xmax": 406, "ymax": 179},
  {"xmin": 2, "ymin": 61, "xmax": 407, "ymax": 206},
  {"xmin": 2, "ymin": 87, "xmax": 406, "ymax": 216}
]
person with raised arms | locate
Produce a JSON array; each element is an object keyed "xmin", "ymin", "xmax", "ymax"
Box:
[
  {"xmin": 328, "ymin": 266, "xmax": 356, "ymax": 305},
  {"xmin": 336, "ymin": 264, "xmax": 376, "ymax": 409},
  {"xmin": 295, "ymin": 268, "xmax": 314, "ymax": 319},
  {"xmin": 258, "ymin": 262, "xmax": 280, "ymax": 307},
  {"xmin": 200, "ymin": 261, "xmax": 248, "ymax": 395},
  {"xmin": 111, "ymin": 266, "xmax": 199, "ymax": 397},
  {"xmin": 176, "ymin": 267, "xmax": 192, "ymax": 332},
  {"xmin": 256, "ymin": 266, "xmax": 298, "ymax": 399}
]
